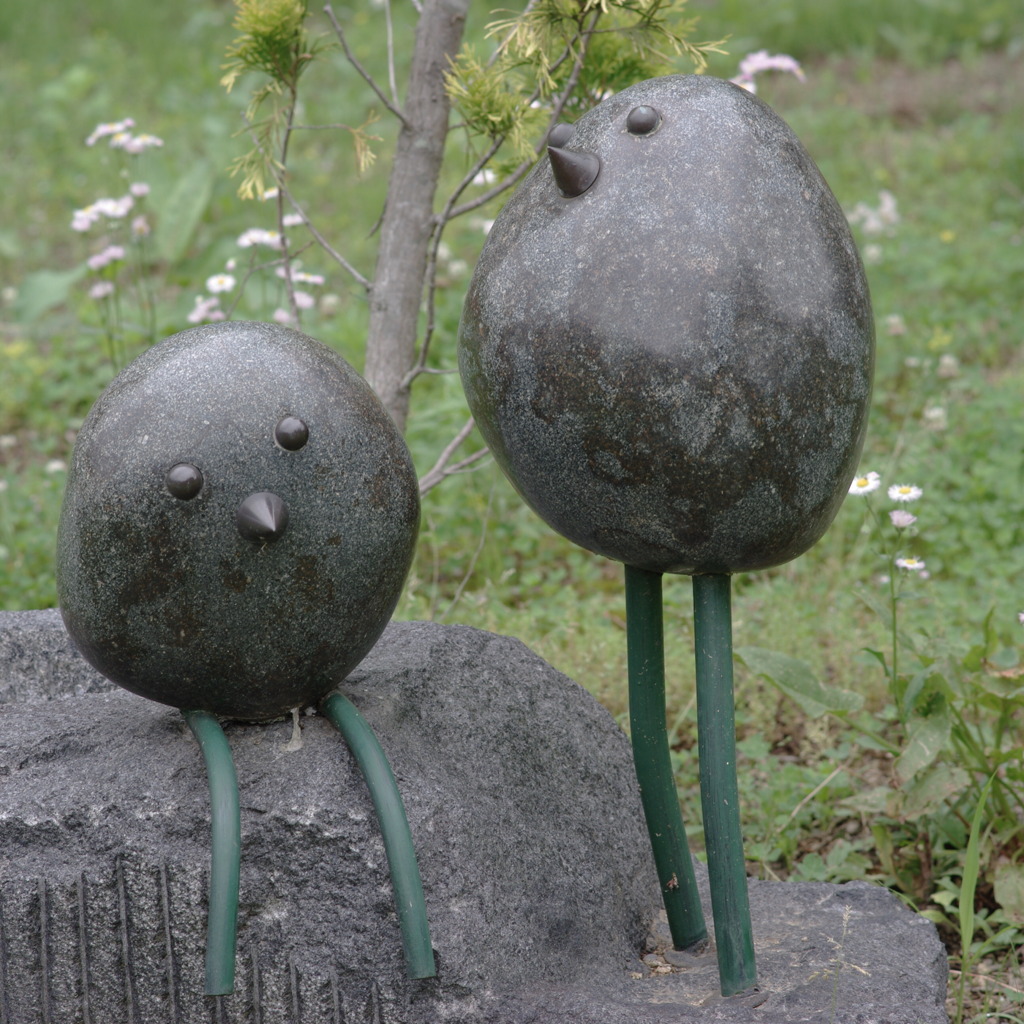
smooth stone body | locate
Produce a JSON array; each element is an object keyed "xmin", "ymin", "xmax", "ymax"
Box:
[
  {"xmin": 57, "ymin": 322, "xmax": 419, "ymax": 720},
  {"xmin": 459, "ymin": 75, "xmax": 874, "ymax": 574}
]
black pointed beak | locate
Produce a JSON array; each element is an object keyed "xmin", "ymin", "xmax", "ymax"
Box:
[
  {"xmin": 236, "ymin": 491, "xmax": 289, "ymax": 542},
  {"xmin": 548, "ymin": 145, "xmax": 600, "ymax": 198}
]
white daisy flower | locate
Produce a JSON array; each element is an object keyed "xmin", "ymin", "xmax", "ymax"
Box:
[
  {"xmin": 849, "ymin": 472, "xmax": 881, "ymax": 496},
  {"xmin": 895, "ymin": 556, "xmax": 926, "ymax": 572},
  {"xmin": 888, "ymin": 484, "xmax": 922, "ymax": 502}
]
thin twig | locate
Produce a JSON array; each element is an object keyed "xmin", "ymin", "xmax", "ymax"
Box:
[
  {"xmin": 384, "ymin": 0, "xmax": 400, "ymax": 110},
  {"xmin": 241, "ymin": 115, "xmax": 372, "ymax": 291},
  {"xmin": 784, "ymin": 760, "xmax": 851, "ymax": 830},
  {"xmin": 291, "ymin": 121, "xmax": 377, "ymax": 132},
  {"xmin": 418, "ymin": 417, "xmax": 490, "ymax": 496},
  {"xmin": 283, "ymin": 190, "xmax": 373, "ymax": 291},
  {"xmin": 277, "ymin": 86, "xmax": 301, "ymax": 323},
  {"xmin": 485, "ymin": 0, "xmax": 540, "ymax": 69},
  {"xmin": 438, "ymin": 484, "xmax": 496, "ymax": 620},
  {"xmin": 324, "ymin": 4, "xmax": 409, "ymax": 127},
  {"xmin": 411, "ymin": 14, "xmax": 600, "ymax": 380},
  {"xmin": 408, "ymin": 132, "xmax": 507, "ymax": 385},
  {"xmin": 446, "ymin": 12, "xmax": 600, "ymax": 221}
]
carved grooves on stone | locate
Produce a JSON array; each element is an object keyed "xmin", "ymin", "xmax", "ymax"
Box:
[
  {"xmin": 116, "ymin": 856, "xmax": 140, "ymax": 1023},
  {"xmin": 37, "ymin": 879, "xmax": 52, "ymax": 1024},
  {"xmin": 329, "ymin": 970, "xmax": 341, "ymax": 1024},
  {"xmin": 77, "ymin": 874, "xmax": 93, "ymax": 1024},
  {"xmin": 290, "ymin": 957, "xmax": 301, "ymax": 1021},
  {"xmin": 159, "ymin": 862, "xmax": 181, "ymax": 1024},
  {"xmin": 0, "ymin": 863, "xmax": 398, "ymax": 1023},
  {"xmin": 369, "ymin": 979, "xmax": 383, "ymax": 1024},
  {"xmin": 250, "ymin": 943, "xmax": 263, "ymax": 1024},
  {"xmin": 0, "ymin": 886, "xmax": 10, "ymax": 1024}
]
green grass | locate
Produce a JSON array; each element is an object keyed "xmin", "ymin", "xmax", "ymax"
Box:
[{"xmin": 2, "ymin": 2, "xmax": 1023, "ymax": 1019}]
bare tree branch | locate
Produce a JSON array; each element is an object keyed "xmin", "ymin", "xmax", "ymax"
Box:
[
  {"xmin": 405, "ymin": 10, "xmax": 602, "ymax": 384},
  {"xmin": 283, "ymin": 191, "xmax": 373, "ymax": 291},
  {"xmin": 364, "ymin": 0, "xmax": 470, "ymax": 432},
  {"xmin": 437, "ymin": 484, "xmax": 495, "ymax": 620},
  {"xmin": 418, "ymin": 417, "xmax": 490, "ymax": 495},
  {"xmin": 408, "ymin": 131, "xmax": 506, "ymax": 385},
  {"xmin": 446, "ymin": 13, "xmax": 600, "ymax": 221},
  {"xmin": 242, "ymin": 114, "xmax": 372, "ymax": 291},
  {"xmin": 324, "ymin": 3, "xmax": 411, "ymax": 127},
  {"xmin": 383, "ymin": 0, "xmax": 401, "ymax": 109}
]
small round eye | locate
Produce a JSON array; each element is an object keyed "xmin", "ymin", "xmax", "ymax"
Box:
[
  {"xmin": 166, "ymin": 463, "xmax": 203, "ymax": 500},
  {"xmin": 547, "ymin": 122, "xmax": 574, "ymax": 149},
  {"xmin": 625, "ymin": 105, "xmax": 660, "ymax": 136},
  {"xmin": 275, "ymin": 416, "xmax": 309, "ymax": 451}
]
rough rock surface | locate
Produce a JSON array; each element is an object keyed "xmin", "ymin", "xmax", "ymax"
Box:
[{"xmin": 0, "ymin": 611, "xmax": 947, "ymax": 1023}]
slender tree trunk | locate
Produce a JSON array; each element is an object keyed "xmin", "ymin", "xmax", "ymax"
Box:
[{"xmin": 364, "ymin": 0, "xmax": 469, "ymax": 434}]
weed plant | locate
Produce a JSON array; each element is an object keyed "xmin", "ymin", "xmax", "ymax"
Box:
[{"xmin": 1, "ymin": 1, "xmax": 1022, "ymax": 1018}]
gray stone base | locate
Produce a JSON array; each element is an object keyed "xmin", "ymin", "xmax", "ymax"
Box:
[{"xmin": 0, "ymin": 611, "xmax": 948, "ymax": 1023}]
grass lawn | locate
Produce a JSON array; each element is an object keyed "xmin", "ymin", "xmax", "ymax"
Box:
[{"xmin": 1, "ymin": 1, "xmax": 1022, "ymax": 1018}]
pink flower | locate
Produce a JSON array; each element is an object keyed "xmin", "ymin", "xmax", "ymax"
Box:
[
  {"xmin": 889, "ymin": 509, "xmax": 917, "ymax": 529},
  {"xmin": 237, "ymin": 228, "xmax": 282, "ymax": 249},
  {"xmin": 71, "ymin": 208, "xmax": 98, "ymax": 232},
  {"xmin": 87, "ymin": 245, "xmax": 126, "ymax": 271},
  {"xmin": 85, "ymin": 119, "xmax": 135, "ymax": 147},
  {"xmin": 110, "ymin": 132, "xmax": 164, "ymax": 153},
  {"xmin": 730, "ymin": 50, "xmax": 806, "ymax": 93},
  {"xmin": 88, "ymin": 281, "xmax": 115, "ymax": 300},
  {"xmin": 92, "ymin": 196, "xmax": 135, "ymax": 219},
  {"xmin": 187, "ymin": 295, "xmax": 225, "ymax": 324}
]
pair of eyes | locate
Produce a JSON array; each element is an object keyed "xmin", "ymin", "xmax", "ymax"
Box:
[
  {"xmin": 548, "ymin": 104, "xmax": 660, "ymax": 148},
  {"xmin": 164, "ymin": 415, "xmax": 309, "ymax": 501}
]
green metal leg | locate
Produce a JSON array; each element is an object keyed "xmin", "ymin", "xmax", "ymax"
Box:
[
  {"xmin": 692, "ymin": 573, "xmax": 757, "ymax": 996},
  {"xmin": 321, "ymin": 692, "xmax": 436, "ymax": 980},
  {"xmin": 625, "ymin": 565, "xmax": 708, "ymax": 951},
  {"xmin": 183, "ymin": 710, "xmax": 241, "ymax": 997}
]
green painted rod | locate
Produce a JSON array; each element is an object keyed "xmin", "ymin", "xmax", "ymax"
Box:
[
  {"xmin": 321, "ymin": 692, "xmax": 436, "ymax": 980},
  {"xmin": 625, "ymin": 564, "xmax": 708, "ymax": 951},
  {"xmin": 692, "ymin": 572, "xmax": 756, "ymax": 996},
  {"xmin": 183, "ymin": 709, "xmax": 241, "ymax": 997}
]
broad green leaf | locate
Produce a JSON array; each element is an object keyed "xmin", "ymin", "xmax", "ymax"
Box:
[
  {"xmin": 871, "ymin": 823, "xmax": 898, "ymax": 881},
  {"xmin": 861, "ymin": 647, "xmax": 888, "ymax": 673},
  {"xmin": 960, "ymin": 778, "xmax": 993, "ymax": 962},
  {"xmin": 895, "ymin": 702, "xmax": 951, "ymax": 783},
  {"xmin": 12, "ymin": 265, "xmax": 87, "ymax": 322},
  {"xmin": 841, "ymin": 785, "xmax": 891, "ymax": 816},
  {"xmin": 735, "ymin": 646, "xmax": 863, "ymax": 718},
  {"xmin": 993, "ymin": 862, "xmax": 1024, "ymax": 919},
  {"xmin": 153, "ymin": 160, "xmax": 216, "ymax": 264},
  {"xmin": 974, "ymin": 670, "xmax": 1024, "ymax": 701},
  {"xmin": 900, "ymin": 763, "xmax": 969, "ymax": 819}
]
